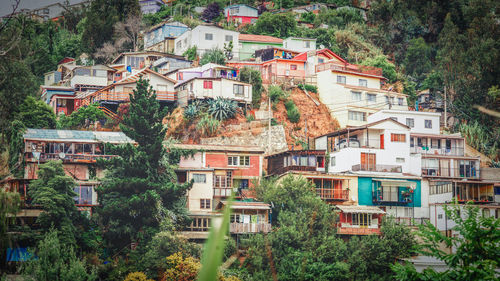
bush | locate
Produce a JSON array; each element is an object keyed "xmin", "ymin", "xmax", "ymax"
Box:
[
  {"xmin": 268, "ymin": 85, "xmax": 286, "ymax": 104},
  {"xmin": 197, "ymin": 114, "xmax": 220, "ymax": 137},
  {"xmin": 298, "ymin": 84, "xmax": 318, "ymax": 93},
  {"xmin": 124, "ymin": 272, "xmax": 154, "ymax": 281},
  {"xmin": 184, "ymin": 104, "xmax": 199, "ymax": 120},
  {"xmin": 207, "ymin": 97, "xmax": 238, "ymax": 121},
  {"xmin": 287, "ymin": 106, "xmax": 301, "ymax": 123},
  {"xmin": 200, "ymin": 48, "xmax": 225, "ymax": 65},
  {"xmin": 183, "ymin": 46, "xmax": 197, "ymax": 61},
  {"xmin": 239, "ymin": 67, "xmax": 263, "ymax": 108}
]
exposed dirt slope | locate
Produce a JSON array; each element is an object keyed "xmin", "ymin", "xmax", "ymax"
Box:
[{"xmin": 273, "ymin": 88, "xmax": 340, "ymax": 150}]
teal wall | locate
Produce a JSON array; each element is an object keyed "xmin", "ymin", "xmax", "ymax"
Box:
[
  {"xmin": 239, "ymin": 41, "xmax": 283, "ymax": 60},
  {"xmin": 358, "ymin": 177, "xmax": 421, "ymax": 207}
]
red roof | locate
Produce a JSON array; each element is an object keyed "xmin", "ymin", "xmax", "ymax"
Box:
[{"xmin": 239, "ymin": 34, "xmax": 283, "ymax": 44}]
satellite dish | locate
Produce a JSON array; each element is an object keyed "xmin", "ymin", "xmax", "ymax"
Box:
[{"xmin": 58, "ymin": 152, "xmax": 66, "ymax": 159}]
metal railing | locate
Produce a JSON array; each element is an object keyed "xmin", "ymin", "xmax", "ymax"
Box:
[
  {"xmin": 316, "ymin": 188, "xmax": 349, "ymax": 200},
  {"xmin": 352, "ymin": 164, "xmax": 402, "ymax": 173},
  {"xmin": 393, "ymin": 217, "xmax": 430, "ymax": 226},
  {"xmin": 92, "ymin": 91, "xmax": 177, "ymax": 102},
  {"xmin": 337, "ymin": 226, "xmax": 381, "ymax": 235},
  {"xmin": 315, "ymin": 61, "xmax": 383, "ymax": 76},
  {"xmin": 229, "ymin": 222, "xmax": 271, "ymax": 233},
  {"xmin": 268, "ymin": 165, "xmax": 318, "ymax": 176},
  {"xmin": 411, "ymin": 146, "xmax": 464, "ymax": 156},
  {"xmin": 422, "ymin": 167, "xmax": 479, "ymax": 179}
]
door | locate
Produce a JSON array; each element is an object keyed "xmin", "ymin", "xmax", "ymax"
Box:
[
  {"xmin": 440, "ymin": 159, "xmax": 450, "ymax": 177},
  {"xmin": 380, "ymin": 134, "xmax": 384, "ymax": 149},
  {"xmin": 361, "ymin": 153, "xmax": 376, "ymax": 171}
]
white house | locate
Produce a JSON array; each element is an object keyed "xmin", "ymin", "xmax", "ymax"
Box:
[
  {"xmin": 283, "ymin": 37, "xmax": 317, "ymax": 52},
  {"xmin": 175, "ymin": 77, "xmax": 252, "ymax": 107},
  {"xmin": 316, "ymin": 57, "xmax": 408, "ymax": 128},
  {"xmin": 174, "ymin": 25, "xmax": 240, "ymax": 60},
  {"xmin": 368, "ymin": 110, "xmax": 441, "ymax": 135}
]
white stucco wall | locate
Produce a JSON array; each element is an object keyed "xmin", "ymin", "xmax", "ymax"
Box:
[
  {"xmin": 174, "ymin": 26, "xmax": 239, "ymax": 59},
  {"xmin": 368, "ymin": 110, "xmax": 441, "ymax": 135},
  {"xmin": 187, "ymin": 170, "xmax": 214, "ymax": 213}
]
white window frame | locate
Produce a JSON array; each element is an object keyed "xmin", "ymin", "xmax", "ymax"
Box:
[
  {"xmin": 337, "ymin": 75, "xmax": 346, "ymax": 84},
  {"xmin": 205, "ymin": 33, "xmax": 213, "ymax": 40}
]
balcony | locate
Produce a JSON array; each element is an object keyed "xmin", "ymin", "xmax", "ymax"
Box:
[
  {"xmin": 93, "ymin": 91, "xmax": 177, "ymax": 102},
  {"xmin": 422, "ymin": 167, "xmax": 479, "ymax": 179},
  {"xmin": 315, "ymin": 61, "xmax": 383, "ymax": 77},
  {"xmin": 316, "ymin": 188, "xmax": 349, "ymax": 201},
  {"xmin": 352, "ymin": 164, "xmax": 402, "ymax": 173},
  {"xmin": 337, "ymin": 225, "xmax": 381, "ymax": 235},
  {"xmin": 25, "ymin": 152, "xmax": 115, "ymax": 163},
  {"xmin": 411, "ymin": 146, "xmax": 464, "ymax": 156},
  {"xmin": 372, "ymin": 186, "xmax": 414, "ymax": 206},
  {"xmin": 229, "ymin": 222, "xmax": 271, "ymax": 234}
]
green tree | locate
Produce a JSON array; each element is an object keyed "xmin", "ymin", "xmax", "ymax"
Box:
[
  {"xmin": 403, "ymin": 37, "xmax": 433, "ymax": 85},
  {"xmin": 393, "ymin": 204, "xmax": 500, "ymax": 280},
  {"xmin": 314, "ymin": 8, "xmax": 364, "ymax": 28},
  {"xmin": 57, "ymin": 103, "xmax": 106, "ymax": 129},
  {"xmin": 361, "ymin": 55, "xmax": 398, "ymax": 83},
  {"xmin": 28, "ymin": 161, "xmax": 86, "ymax": 247},
  {"xmin": 0, "ymin": 188, "xmax": 21, "ymax": 268},
  {"xmin": 200, "ymin": 48, "xmax": 226, "ymax": 65},
  {"xmin": 247, "ymin": 12, "xmax": 297, "ymax": 38},
  {"xmin": 96, "ymin": 79, "xmax": 192, "ymax": 252},
  {"xmin": 239, "ymin": 67, "xmax": 263, "ymax": 108},
  {"xmin": 183, "ymin": 46, "xmax": 198, "ymax": 61},
  {"xmin": 22, "ymin": 230, "xmax": 96, "ymax": 281},
  {"xmin": 17, "ymin": 96, "xmax": 57, "ymax": 129}
]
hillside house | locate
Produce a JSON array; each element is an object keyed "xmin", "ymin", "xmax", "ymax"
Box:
[
  {"xmin": 139, "ymin": 0, "xmax": 167, "ymax": 14},
  {"xmin": 81, "ymin": 68, "xmax": 176, "ymax": 112},
  {"xmin": 175, "ymin": 144, "xmax": 267, "ymax": 239},
  {"xmin": 238, "ymin": 34, "xmax": 283, "ymax": 60},
  {"xmin": 58, "ymin": 64, "xmax": 117, "ymax": 92},
  {"xmin": 21, "ymin": 129, "xmax": 132, "ymax": 217},
  {"xmin": 144, "ymin": 21, "xmax": 190, "ymax": 53},
  {"xmin": 336, "ymin": 205, "xmax": 385, "ymax": 235},
  {"xmin": 110, "ymin": 51, "xmax": 189, "ymax": 72},
  {"xmin": 217, "ymin": 201, "xmax": 271, "ymax": 234},
  {"xmin": 224, "ymin": 4, "xmax": 259, "ymax": 25},
  {"xmin": 316, "ymin": 55, "xmax": 408, "ymax": 127},
  {"xmin": 173, "ymin": 63, "xmax": 238, "ymax": 83},
  {"xmin": 283, "ymin": 37, "xmax": 317, "ymax": 52},
  {"xmin": 40, "ymin": 85, "xmax": 75, "ymax": 109},
  {"xmin": 174, "ymin": 25, "xmax": 239, "ymax": 60},
  {"xmin": 175, "ymin": 77, "xmax": 252, "ymax": 107}
]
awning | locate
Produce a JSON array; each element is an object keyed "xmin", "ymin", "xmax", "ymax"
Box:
[
  {"xmin": 336, "ymin": 205, "xmax": 385, "ymax": 214},
  {"xmin": 219, "ymin": 201, "xmax": 271, "ymax": 210},
  {"xmin": 373, "ymin": 179, "xmax": 417, "ymax": 189}
]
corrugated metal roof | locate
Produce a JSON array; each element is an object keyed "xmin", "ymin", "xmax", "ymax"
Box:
[
  {"xmin": 23, "ymin": 129, "xmax": 133, "ymax": 144},
  {"xmin": 336, "ymin": 205, "xmax": 385, "ymax": 214},
  {"xmin": 239, "ymin": 34, "xmax": 283, "ymax": 44}
]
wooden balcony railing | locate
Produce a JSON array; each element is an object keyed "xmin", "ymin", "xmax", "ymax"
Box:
[
  {"xmin": 25, "ymin": 152, "xmax": 115, "ymax": 163},
  {"xmin": 92, "ymin": 91, "xmax": 177, "ymax": 102},
  {"xmin": 422, "ymin": 167, "xmax": 479, "ymax": 179},
  {"xmin": 268, "ymin": 165, "xmax": 318, "ymax": 176},
  {"xmin": 229, "ymin": 223, "xmax": 271, "ymax": 233},
  {"xmin": 337, "ymin": 226, "xmax": 381, "ymax": 235},
  {"xmin": 316, "ymin": 188, "xmax": 349, "ymax": 201}
]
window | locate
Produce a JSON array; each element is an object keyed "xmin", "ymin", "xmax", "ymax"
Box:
[
  {"xmin": 233, "ymin": 84, "xmax": 244, "ymax": 96},
  {"xmin": 290, "ymin": 64, "xmax": 297, "ymax": 70},
  {"xmin": 359, "ymin": 79, "xmax": 367, "ymax": 87},
  {"xmin": 352, "ymin": 213, "xmax": 371, "ymax": 226},
  {"xmin": 390, "ymin": 97, "xmax": 395, "ymax": 105},
  {"xmin": 304, "ymin": 41, "xmax": 310, "ymax": 48},
  {"xmin": 337, "ymin": 75, "xmax": 346, "ymax": 84},
  {"xmin": 228, "ymin": 156, "xmax": 249, "ymax": 166},
  {"xmin": 192, "ymin": 173, "xmax": 206, "ymax": 183},
  {"xmin": 391, "ymin": 133, "xmax": 406, "ymax": 142},
  {"xmin": 205, "ymin": 33, "xmax": 213, "ymax": 40},
  {"xmin": 385, "ymin": 96, "xmax": 390, "ymax": 104},
  {"xmin": 425, "ymin": 120, "xmax": 432, "ymax": 129},
  {"xmin": 203, "ymin": 80, "xmax": 213, "ymax": 89},
  {"xmin": 190, "ymin": 217, "xmax": 210, "ymax": 231},
  {"xmin": 367, "ymin": 94, "xmax": 376, "ymax": 103},
  {"xmin": 438, "ymin": 214, "xmax": 443, "ymax": 219},
  {"xmin": 230, "ymin": 214, "xmax": 241, "ymax": 223},
  {"xmin": 225, "ymin": 35, "xmax": 233, "ymax": 41},
  {"xmin": 482, "ymin": 209, "xmax": 490, "ymax": 218},
  {"xmin": 330, "ymin": 156, "xmax": 336, "ymax": 166},
  {"xmin": 200, "ymin": 199, "xmax": 211, "ymax": 209},
  {"xmin": 396, "ymin": 157, "xmax": 405, "ymax": 163},
  {"xmin": 398, "ymin": 97, "xmax": 404, "ymax": 106},
  {"xmin": 238, "ymin": 179, "xmax": 249, "ymax": 189},
  {"xmin": 351, "ymin": 91, "xmax": 362, "ymax": 101},
  {"xmin": 406, "ymin": 118, "xmax": 414, "ymax": 128},
  {"xmin": 318, "ymin": 58, "xmax": 324, "ymax": 64},
  {"xmin": 348, "ymin": 111, "xmax": 366, "ymax": 121}
]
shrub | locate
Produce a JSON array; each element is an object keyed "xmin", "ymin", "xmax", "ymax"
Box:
[
  {"xmin": 184, "ymin": 104, "xmax": 199, "ymax": 120},
  {"xmin": 200, "ymin": 48, "xmax": 225, "ymax": 65},
  {"xmin": 284, "ymin": 99, "xmax": 295, "ymax": 111},
  {"xmin": 207, "ymin": 97, "xmax": 238, "ymax": 121},
  {"xmin": 124, "ymin": 272, "xmax": 154, "ymax": 281},
  {"xmin": 239, "ymin": 67, "xmax": 263, "ymax": 108},
  {"xmin": 298, "ymin": 84, "xmax": 318, "ymax": 93},
  {"xmin": 197, "ymin": 114, "xmax": 220, "ymax": 137},
  {"xmin": 268, "ymin": 85, "xmax": 286, "ymax": 104},
  {"xmin": 286, "ymin": 100, "xmax": 301, "ymax": 123},
  {"xmin": 183, "ymin": 46, "xmax": 197, "ymax": 61}
]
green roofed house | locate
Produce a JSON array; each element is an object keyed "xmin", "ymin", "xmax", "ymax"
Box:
[{"xmin": 238, "ymin": 34, "xmax": 283, "ymax": 61}]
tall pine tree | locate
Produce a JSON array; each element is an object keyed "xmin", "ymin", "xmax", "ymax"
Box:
[{"xmin": 96, "ymin": 79, "xmax": 191, "ymax": 252}]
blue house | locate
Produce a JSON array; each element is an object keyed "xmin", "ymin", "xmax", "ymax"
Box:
[
  {"xmin": 144, "ymin": 21, "xmax": 190, "ymax": 53},
  {"xmin": 358, "ymin": 176, "xmax": 423, "ymax": 221}
]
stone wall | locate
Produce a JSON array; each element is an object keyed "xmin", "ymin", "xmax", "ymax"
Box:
[{"xmin": 201, "ymin": 125, "xmax": 288, "ymax": 155}]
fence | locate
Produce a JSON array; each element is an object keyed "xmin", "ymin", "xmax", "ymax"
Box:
[{"xmin": 352, "ymin": 164, "xmax": 402, "ymax": 173}]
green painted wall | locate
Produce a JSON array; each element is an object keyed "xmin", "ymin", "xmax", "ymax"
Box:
[{"xmin": 239, "ymin": 41, "xmax": 283, "ymax": 60}]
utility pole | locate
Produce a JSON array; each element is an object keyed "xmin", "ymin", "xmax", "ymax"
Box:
[{"xmin": 444, "ymin": 86, "xmax": 448, "ymax": 128}]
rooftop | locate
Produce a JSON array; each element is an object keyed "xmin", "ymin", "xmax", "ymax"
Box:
[
  {"xmin": 336, "ymin": 205, "xmax": 385, "ymax": 214},
  {"xmin": 23, "ymin": 129, "xmax": 133, "ymax": 144},
  {"xmin": 173, "ymin": 143, "xmax": 264, "ymax": 153},
  {"xmin": 239, "ymin": 34, "xmax": 283, "ymax": 44}
]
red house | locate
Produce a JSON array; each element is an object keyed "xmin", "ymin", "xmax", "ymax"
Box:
[{"xmin": 224, "ymin": 4, "xmax": 259, "ymax": 25}]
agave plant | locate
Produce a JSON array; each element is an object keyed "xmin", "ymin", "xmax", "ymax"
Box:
[
  {"xmin": 183, "ymin": 104, "xmax": 199, "ymax": 120},
  {"xmin": 207, "ymin": 97, "xmax": 238, "ymax": 121}
]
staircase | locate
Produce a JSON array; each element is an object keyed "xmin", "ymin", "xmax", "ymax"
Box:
[{"xmin": 98, "ymin": 106, "xmax": 118, "ymax": 120}]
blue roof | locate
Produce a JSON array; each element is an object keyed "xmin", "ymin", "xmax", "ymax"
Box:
[
  {"xmin": 23, "ymin": 129, "xmax": 133, "ymax": 144},
  {"xmin": 6, "ymin": 248, "xmax": 33, "ymax": 262}
]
